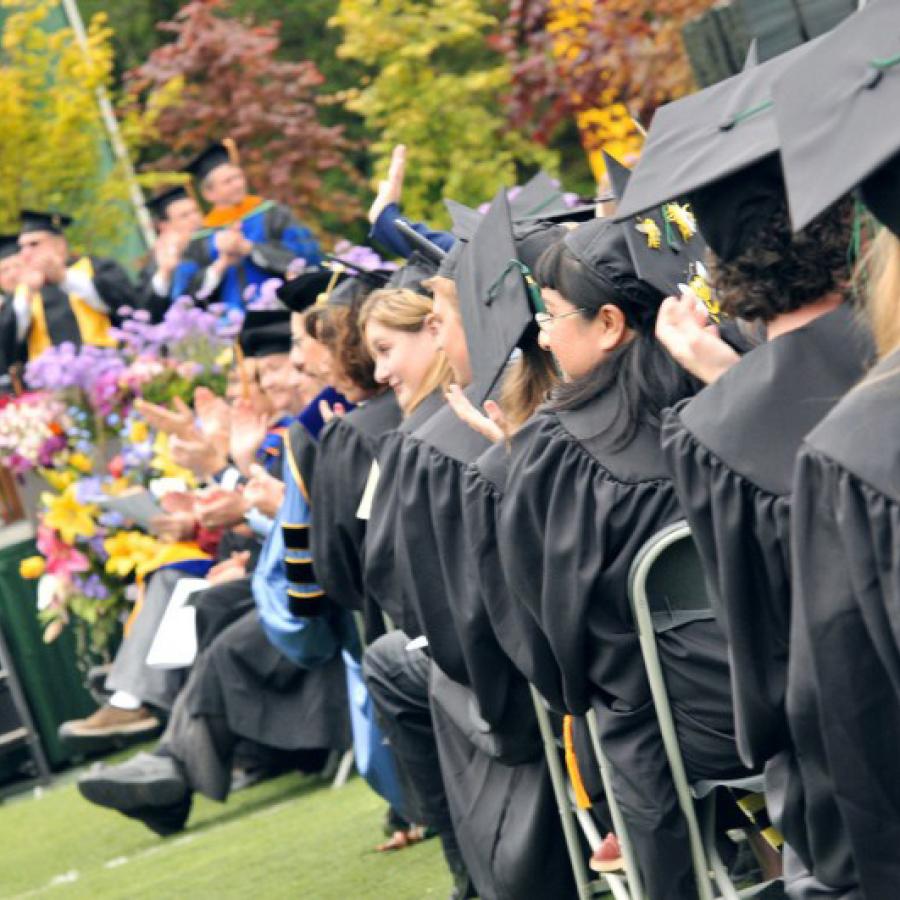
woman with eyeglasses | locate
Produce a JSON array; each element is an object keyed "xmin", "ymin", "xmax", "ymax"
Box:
[{"xmin": 496, "ymin": 218, "xmax": 748, "ymax": 900}]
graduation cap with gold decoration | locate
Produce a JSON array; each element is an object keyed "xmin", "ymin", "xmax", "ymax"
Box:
[
  {"xmin": 773, "ymin": 0, "xmax": 900, "ymax": 236},
  {"xmin": 614, "ymin": 39, "xmax": 820, "ymax": 262},
  {"xmin": 20, "ymin": 210, "xmax": 73, "ymax": 236},
  {"xmin": 602, "ymin": 151, "xmax": 710, "ymax": 304}
]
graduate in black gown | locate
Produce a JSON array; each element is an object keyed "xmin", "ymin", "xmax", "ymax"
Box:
[
  {"xmin": 13, "ymin": 210, "xmax": 137, "ymax": 361},
  {"xmin": 0, "ymin": 235, "xmax": 24, "ymax": 388},
  {"xmin": 138, "ymin": 186, "xmax": 203, "ymax": 322},
  {"xmin": 769, "ymin": 4, "xmax": 900, "ymax": 893},
  {"xmin": 404, "ymin": 197, "xmax": 577, "ymax": 900},
  {"xmin": 615, "ymin": 43, "xmax": 874, "ymax": 898},
  {"xmin": 497, "ymin": 215, "xmax": 747, "ymax": 900}
]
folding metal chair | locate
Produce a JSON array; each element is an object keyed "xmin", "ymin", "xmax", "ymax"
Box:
[
  {"xmin": 530, "ymin": 686, "xmax": 642, "ymax": 900},
  {"xmin": 628, "ymin": 520, "xmax": 775, "ymax": 900}
]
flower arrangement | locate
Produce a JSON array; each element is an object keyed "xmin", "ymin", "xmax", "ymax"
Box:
[{"xmin": 12, "ymin": 299, "xmax": 229, "ymax": 659}]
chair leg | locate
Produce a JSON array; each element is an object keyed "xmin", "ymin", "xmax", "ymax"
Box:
[
  {"xmin": 530, "ymin": 687, "xmax": 597, "ymax": 900},
  {"xmin": 329, "ymin": 749, "xmax": 355, "ymax": 789},
  {"xmin": 700, "ymin": 792, "xmax": 740, "ymax": 900}
]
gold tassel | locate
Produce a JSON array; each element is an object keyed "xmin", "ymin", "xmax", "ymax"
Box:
[
  {"xmin": 563, "ymin": 715, "xmax": 593, "ymax": 810},
  {"xmin": 635, "ymin": 218, "xmax": 662, "ymax": 249},
  {"xmin": 222, "ymin": 137, "xmax": 240, "ymax": 166}
]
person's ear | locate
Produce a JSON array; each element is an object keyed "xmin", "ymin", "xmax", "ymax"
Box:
[
  {"xmin": 424, "ymin": 313, "xmax": 441, "ymax": 340},
  {"xmin": 593, "ymin": 303, "xmax": 630, "ymax": 350}
]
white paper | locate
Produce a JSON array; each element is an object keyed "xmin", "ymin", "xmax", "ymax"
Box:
[
  {"xmin": 145, "ymin": 577, "xmax": 208, "ymax": 669},
  {"xmin": 99, "ymin": 489, "xmax": 164, "ymax": 532},
  {"xmin": 355, "ymin": 460, "xmax": 381, "ymax": 521}
]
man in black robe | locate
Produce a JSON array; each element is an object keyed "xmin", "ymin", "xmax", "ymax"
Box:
[
  {"xmin": 0, "ymin": 236, "xmax": 24, "ymax": 389},
  {"xmin": 13, "ymin": 210, "xmax": 137, "ymax": 362},
  {"xmin": 137, "ymin": 186, "xmax": 203, "ymax": 321}
]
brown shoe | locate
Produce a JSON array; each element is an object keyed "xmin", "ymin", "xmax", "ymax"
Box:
[{"xmin": 60, "ymin": 705, "xmax": 160, "ymax": 739}]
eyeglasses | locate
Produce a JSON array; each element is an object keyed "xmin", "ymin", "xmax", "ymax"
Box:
[{"xmin": 534, "ymin": 308, "xmax": 585, "ymax": 331}]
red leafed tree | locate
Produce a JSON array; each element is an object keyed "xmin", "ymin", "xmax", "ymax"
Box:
[
  {"xmin": 496, "ymin": 0, "xmax": 716, "ymax": 144},
  {"xmin": 125, "ymin": 0, "xmax": 362, "ymax": 226}
]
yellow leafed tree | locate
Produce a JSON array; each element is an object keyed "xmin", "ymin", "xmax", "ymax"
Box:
[
  {"xmin": 0, "ymin": 0, "xmax": 178, "ymax": 254},
  {"xmin": 331, "ymin": 0, "xmax": 557, "ymax": 225}
]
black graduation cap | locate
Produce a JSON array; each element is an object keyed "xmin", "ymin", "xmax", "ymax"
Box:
[
  {"xmin": 773, "ymin": 0, "xmax": 900, "ymax": 234},
  {"xmin": 508, "ymin": 170, "xmax": 565, "ymax": 219},
  {"xmin": 602, "ymin": 151, "xmax": 708, "ymax": 296},
  {"xmin": 0, "ymin": 235, "xmax": 19, "ymax": 260},
  {"xmin": 563, "ymin": 218, "xmax": 666, "ymax": 332},
  {"xmin": 515, "ymin": 199, "xmax": 602, "ymax": 224},
  {"xmin": 385, "ymin": 251, "xmax": 438, "ymax": 294},
  {"xmin": 238, "ymin": 309, "xmax": 292, "ymax": 358},
  {"xmin": 20, "ymin": 210, "xmax": 73, "ymax": 235},
  {"xmin": 614, "ymin": 40, "xmax": 817, "ymax": 260},
  {"xmin": 146, "ymin": 186, "xmax": 191, "ymax": 221},
  {"xmin": 276, "ymin": 268, "xmax": 341, "ymax": 314},
  {"xmin": 455, "ymin": 188, "xmax": 536, "ymax": 406},
  {"xmin": 445, "ymin": 199, "xmax": 484, "ymax": 242},
  {"xmin": 393, "ymin": 219, "xmax": 448, "ymax": 263},
  {"xmin": 184, "ymin": 139, "xmax": 239, "ymax": 183}
]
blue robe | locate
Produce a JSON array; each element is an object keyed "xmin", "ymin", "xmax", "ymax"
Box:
[{"xmin": 172, "ymin": 200, "xmax": 321, "ymax": 310}]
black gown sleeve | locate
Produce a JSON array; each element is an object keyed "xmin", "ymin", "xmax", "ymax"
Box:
[
  {"xmin": 90, "ymin": 256, "xmax": 139, "ymax": 320},
  {"xmin": 661, "ymin": 405, "xmax": 792, "ymax": 770},
  {"xmin": 789, "ymin": 445, "xmax": 900, "ymax": 896},
  {"xmin": 134, "ymin": 259, "xmax": 171, "ymax": 323}
]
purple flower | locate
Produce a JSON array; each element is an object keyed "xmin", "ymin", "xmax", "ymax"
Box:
[{"xmin": 74, "ymin": 476, "xmax": 103, "ymax": 504}]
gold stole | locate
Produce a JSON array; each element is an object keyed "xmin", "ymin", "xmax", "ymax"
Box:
[{"xmin": 25, "ymin": 256, "xmax": 116, "ymax": 359}]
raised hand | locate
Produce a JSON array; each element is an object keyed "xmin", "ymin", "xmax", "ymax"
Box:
[
  {"xmin": 368, "ymin": 144, "xmax": 407, "ymax": 225},
  {"xmin": 655, "ymin": 289, "xmax": 740, "ymax": 385}
]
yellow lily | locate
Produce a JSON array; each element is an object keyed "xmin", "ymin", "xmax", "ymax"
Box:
[
  {"xmin": 103, "ymin": 530, "xmax": 160, "ymax": 579},
  {"xmin": 41, "ymin": 487, "xmax": 98, "ymax": 545},
  {"xmin": 19, "ymin": 556, "xmax": 46, "ymax": 579}
]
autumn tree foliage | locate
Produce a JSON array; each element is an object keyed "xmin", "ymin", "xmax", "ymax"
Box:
[
  {"xmin": 125, "ymin": 0, "xmax": 362, "ymax": 228},
  {"xmin": 497, "ymin": 0, "xmax": 716, "ymax": 146},
  {"xmin": 330, "ymin": 0, "xmax": 556, "ymax": 225}
]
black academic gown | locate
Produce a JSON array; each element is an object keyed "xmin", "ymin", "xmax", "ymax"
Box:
[
  {"xmin": 30, "ymin": 256, "xmax": 136, "ymax": 355},
  {"xmin": 187, "ymin": 419, "xmax": 350, "ymax": 755},
  {"xmin": 310, "ymin": 390, "xmax": 401, "ymax": 645},
  {"xmin": 0, "ymin": 296, "xmax": 23, "ymax": 387},
  {"xmin": 363, "ymin": 390, "xmax": 444, "ymax": 634},
  {"xmin": 661, "ymin": 303, "xmax": 872, "ymax": 895},
  {"xmin": 500, "ymin": 391, "xmax": 743, "ymax": 900},
  {"xmin": 393, "ymin": 403, "xmax": 576, "ymax": 900},
  {"xmin": 135, "ymin": 258, "xmax": 172, "ymax": 323},
  {"xmin": 788, "ymin": 350, "xmax": 900, "ymax": 898}
]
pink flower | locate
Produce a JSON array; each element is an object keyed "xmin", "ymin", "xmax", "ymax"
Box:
[{"xmin": 36, "ymin": 525, "xmax": 90, "ymax": 582}]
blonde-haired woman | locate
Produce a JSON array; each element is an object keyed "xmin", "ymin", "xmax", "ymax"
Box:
[{"xmin": 788, "ymin": 225, "xmax": 900, "ymax": 897}]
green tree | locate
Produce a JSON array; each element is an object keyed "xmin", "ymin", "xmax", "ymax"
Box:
[{"xmin": 331, "ymin": 0, "xmax": 557, "ymax": 225}]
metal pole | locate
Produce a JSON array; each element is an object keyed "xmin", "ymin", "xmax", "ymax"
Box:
[{"xmin": 59, "ymin": 0, "xmax": 155, "ymax": 249}]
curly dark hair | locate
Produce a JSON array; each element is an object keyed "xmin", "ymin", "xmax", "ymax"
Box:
[
  {"xmin": 305, "ymin": 282, "xmax": 379, "ymax": 393},
  {"xmin": 712, "ymin": 196, "xmax": 854, "ymax": 323}
]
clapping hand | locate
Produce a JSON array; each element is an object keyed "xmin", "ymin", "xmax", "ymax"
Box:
[
  {"xmin": 135, "ymin": 396, "xmax": 196, "ymax": 439},
  {"xmin": 243, "ymin": 464, "xmax": 285, "ymax": 518},
  {"xmin": 229, "ymin": 397, "xmax": 271, "ymax": 475},
  {"xmin": 195, "ymin": 488, "xmax": 248, "ymax": 530},
  {"xmin": 445, "ymin": 384, "xmax": 508, "ymax": 444}
]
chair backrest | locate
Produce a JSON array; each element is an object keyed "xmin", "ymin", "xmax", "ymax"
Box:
[
  {"xmin": 627, "ymin": 520, "xmax": 717, "ymax": 900},
  {"xmin": 631, "ymin": 521, "xmax": 714, "ymax": 634}
]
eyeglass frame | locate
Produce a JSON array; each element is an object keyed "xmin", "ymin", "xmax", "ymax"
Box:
[{"xmin": 534, "ymin": 308, "xmax": 586, "ymax": 331}]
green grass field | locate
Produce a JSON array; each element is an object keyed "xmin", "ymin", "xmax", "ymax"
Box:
[{"xmin": 0, "ymin": 761, "xmax": 448, "ymax": 899}]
